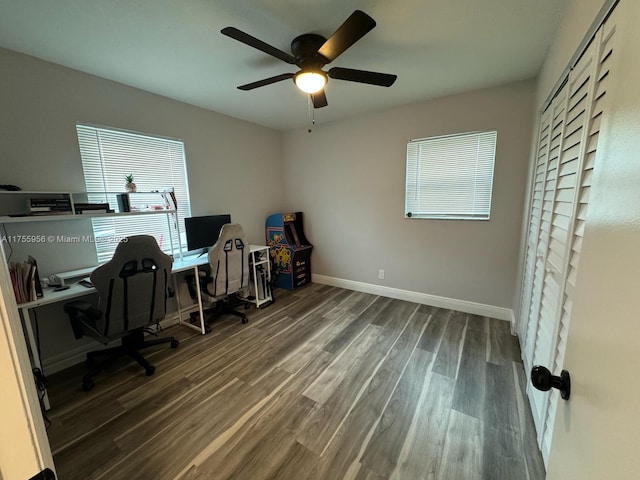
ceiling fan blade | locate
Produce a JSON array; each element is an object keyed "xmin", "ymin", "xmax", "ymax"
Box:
[
  {"xmin": 221, "ymin": 27, "xmax": 296, "ymax": 64},
  {"xmin": 328, "ymin": 67, "xmax": 397, "ymax": 87},
  {"xmin": 237, "ymin": 73, "xmax": 294, "ymax": 91},
  {"xmin": 318, "ymin": 10, "xmax": 376, "ymax": 63},
  {"xmin": 311, "ymin": 90, "xmax": 328, "ymax": 108}
]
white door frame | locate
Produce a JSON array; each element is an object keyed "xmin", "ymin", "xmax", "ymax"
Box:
[{"xmin": 0, "ymin": 242, "xmax": 55, "ymax": 479}]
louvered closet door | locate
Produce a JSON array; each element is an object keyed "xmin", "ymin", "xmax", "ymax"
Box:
[
  {"xmin": 518, "ymin": 7, "xmax": 618, "ymax": 465},
  {"xmin": 539, "ymin": 13, "xmax": 619, "ymax": 462},
  {"xmin": 518, "ymin": 107, "xmax": 552, "ymax": 365},
  {"xmin": 522, "ymin": 84, "xmax": 569, "ymax": 374},
  {"xmin": 529, "ymin": 41, "xmax": 596, "ymax": 441}
]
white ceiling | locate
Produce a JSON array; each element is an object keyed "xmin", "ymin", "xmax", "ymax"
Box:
[{"xmin": 0, "ymin": 0, "xmax": 567, "ymax": 130}]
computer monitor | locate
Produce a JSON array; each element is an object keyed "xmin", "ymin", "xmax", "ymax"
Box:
[{"xmin": 185, "ymin": 214, "xmax": 232, "ymax": 251}]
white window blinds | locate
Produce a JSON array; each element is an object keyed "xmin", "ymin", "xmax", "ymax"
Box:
[
  {"xmin": 76, "ymin": 124, "xmax": 191, "ymax": 263},
  {"xmin": 405, "ymin": 130, "xmax": 497, "ymax": 220}
]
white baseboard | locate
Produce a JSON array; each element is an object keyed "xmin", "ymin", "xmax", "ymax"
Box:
[
  {"xmin": 312, "ymin": 274, "xmax": 513, "ymax": 322},
  {"xmin": 42, "ymin": 314, "xmax": 181, "ymax": 375}
]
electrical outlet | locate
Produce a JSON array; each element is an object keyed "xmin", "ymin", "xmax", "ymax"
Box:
[{"xmin": 378, "ymin": 269, "xmax": 385, "ymax": 279}]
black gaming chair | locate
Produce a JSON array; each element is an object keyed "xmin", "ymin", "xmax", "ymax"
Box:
[
  {"xmin": 64, "ymin": 235, "xmax": 179, "ymax": 391},
  {"xmin": 187, "ymin": 223, "xmax": 251, "ymax": 330}
]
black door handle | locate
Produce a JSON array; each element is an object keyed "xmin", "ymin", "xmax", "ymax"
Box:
[
  {"xmin": 530, "ymin": 365, "xmax": 571, "ymax": 400},
  {"xmin": 29, "ymin": 468, "xmax": 56, "ymax": 480}
]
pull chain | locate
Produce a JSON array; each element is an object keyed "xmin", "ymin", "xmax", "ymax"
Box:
[{"xmin": 308, "ymin": 96, "xmax": 315, "ymax": 133}]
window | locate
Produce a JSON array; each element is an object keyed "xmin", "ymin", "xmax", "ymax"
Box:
[
  {"xmin": 405, "ymin": 130, "xmax": 497, "ymax": 220},
  {"xmin": 76, "ymin": 124, "xmax": 191, "ymax": 262}
]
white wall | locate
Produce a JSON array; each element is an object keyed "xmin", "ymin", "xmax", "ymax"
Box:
[
  {"xmin": 536, "ymin": 0, "xmax": 608, "ymax": 108},
  {"xmin": 0, "ymin": 47, "xmax": 285, "ymax": 366},
  {"xmin": 283, "ymin": 81, "xmax": 534, "ymax": 311}
]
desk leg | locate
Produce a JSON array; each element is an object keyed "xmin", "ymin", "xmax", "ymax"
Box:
[
  {"xmin": 173, "ymin": 274, "xmax": 184, "ymax": 323},
  {"xmin": 193, "ymin": 267, "xmax": 206, "ymax": 335},
  {"xmin": 19, "ymin": 307, "xmax": 50, "ymax": 410},
  {"xmin": 175, "ymin": 268, "xmax": 207, "ymax": 335},
  {"xmin": 252, "ymin": 251, "xmax": 258, "ymax": 307}
]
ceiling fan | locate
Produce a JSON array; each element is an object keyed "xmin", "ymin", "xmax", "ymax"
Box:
[{"xmin": 221, "ymin": 10, "xmax": 397, "ymax": 108}]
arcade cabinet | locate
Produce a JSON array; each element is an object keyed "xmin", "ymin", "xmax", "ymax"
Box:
[{"xmin": 266, "ymin": 212, "xmax": 313, "ymax": 290}]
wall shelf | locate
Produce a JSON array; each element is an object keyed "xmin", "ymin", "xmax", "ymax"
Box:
[
  {"xmin": 0, "ymin": 209, "xmax": 177, "ymax": 224},
  {"xmin": 0, "ymin": 190, "xmax": 176, "ymax": 223},
  {"xmin": 0, "ymin": 190, "xmax": 183, "ymax": 260}
]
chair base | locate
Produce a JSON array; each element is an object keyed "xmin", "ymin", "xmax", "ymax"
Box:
[
  {"xmin": 191, "ymin": 297, "xmax": 250, "ymax": 333},
  {"xmin": 81, "ymin": 329, "xmax": 178, "ymax": 391}
]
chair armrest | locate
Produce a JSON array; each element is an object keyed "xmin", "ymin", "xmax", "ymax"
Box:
[
  {"xmin": 185, "ymin": 274, "xmax": 196, "ymax": 299},
  {"xmin": 185, "ymin": 269, "xmax": 213, "ymax": 299},
  {"xmin": 63, "ymin": 300, "xmax": 101, "ymax": 318},
  {"xmin": 63, "ymin": 300, "xmax": 101, "ymax": 339}
]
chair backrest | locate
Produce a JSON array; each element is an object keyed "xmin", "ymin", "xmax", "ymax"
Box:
[
  {"xmin": 90, "ymin": 235, "xmax": 172, "ymax": 338},
  {"xmin": 207, "ymin": 223, "xmax": 250, "ymax": 298}
]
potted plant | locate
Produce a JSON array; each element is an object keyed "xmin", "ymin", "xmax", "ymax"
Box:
[{"xmin": 124, "ymin": 174, "xmax": 137, "ymax": 192}]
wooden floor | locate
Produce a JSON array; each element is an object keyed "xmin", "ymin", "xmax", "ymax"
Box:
[{"xmin": 46, "ymin": 284, "xmax": 545, "ymax": 480}]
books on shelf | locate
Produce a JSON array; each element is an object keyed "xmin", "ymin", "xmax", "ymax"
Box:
[
  {"xmin": 116, "ymin": 193, "xmax": 131, "ymax": 212},
  {"xmin": 73, "ymin": 202, "xmax": 114, "ymax": 214},
  {"xmin": 28, "ymin": 197, "xmax": 73, "ymax": 215},
  {"xmin": 9, "ymin": 256, "xmax": 43, "ymax": 304}
]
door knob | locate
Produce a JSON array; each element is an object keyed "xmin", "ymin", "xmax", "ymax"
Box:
[
  {"xmin": 530, "ymin": 365, "xmax": 571, "ymax": 400},
  {"xmin": 29, "ymin": 468, "xmax": 56, "ymax": 480}
]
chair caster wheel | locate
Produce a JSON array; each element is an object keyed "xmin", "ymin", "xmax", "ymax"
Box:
[
  {"xmin": 241, "ymin": 318, "xmax": 248, "ymax": 324},
  {"xmin": 145, "ymin": 366, "xmax": 156, "ymax": 376},
  {"xmin": 82, "ymin": 380, "xmax": 94, "ymax": 391},
  {"xmin": 170, "ymin": 339, "xmax": 179, "ymax": 348},
  {"xmin": 244, "ymin": 304, "xmax": 251, "ymax": 310}
]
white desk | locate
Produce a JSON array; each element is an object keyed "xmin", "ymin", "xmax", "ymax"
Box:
[{"xmin": 19, "ymin": 282, "xmax": 97, "ymax": 411}]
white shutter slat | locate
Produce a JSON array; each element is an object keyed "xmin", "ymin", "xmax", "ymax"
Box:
[
  {"xmin": 523, "ymin": 74, "xmax": 572, "ymax": 442},
  {"xmin": 519, "ymin": 105, "xmax": 554, "ymax": 367}
]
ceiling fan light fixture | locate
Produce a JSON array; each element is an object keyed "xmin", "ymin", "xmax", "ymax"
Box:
[
  {"xmin": 294, "ymin": 70, "xmax": 327, "ymax": 94},
  {"xmin": 224, "ymin": 10, "xmax": 397, "ymax": 109}
]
